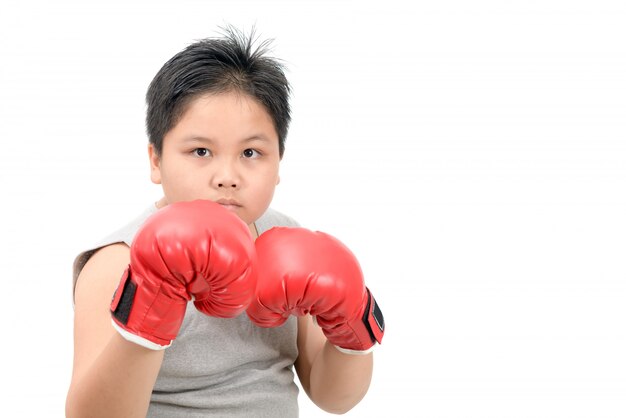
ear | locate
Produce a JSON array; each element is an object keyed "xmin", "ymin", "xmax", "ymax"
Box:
[
  {"xmin": 148, "ymin": 144, "xmax": 162, "ymax": 184},
  {"xmin": 277, "ymin": 151, "xmax": 283, "ymax": 185}
]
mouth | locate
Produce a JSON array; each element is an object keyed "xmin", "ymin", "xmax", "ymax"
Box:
[{"xmin": 215, "ymin": 198, "xmax": 242, "ymax": 211}]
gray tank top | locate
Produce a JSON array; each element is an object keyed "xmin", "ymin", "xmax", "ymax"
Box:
[{"xmin": 72, "ymin": 204, "xmax": 301, "ymax": 417}]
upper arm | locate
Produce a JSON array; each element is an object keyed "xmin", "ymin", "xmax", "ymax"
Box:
[
  {"xmin": 71, "ymin": 243, "xmax": 130, "ymax": 382},
  {"xmin": 294, "ymin": 315, "xmax": 327, "ymax": 396}
]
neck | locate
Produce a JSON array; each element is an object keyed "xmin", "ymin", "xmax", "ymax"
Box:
[{"xmin": 249, "ymin": 222, "xmax": 259, "ymax": 240}]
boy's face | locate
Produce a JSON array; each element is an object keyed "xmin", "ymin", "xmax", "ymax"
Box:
[{"xmin": 149, "ymin": 92, "xmax": 281, "ymax": 227}]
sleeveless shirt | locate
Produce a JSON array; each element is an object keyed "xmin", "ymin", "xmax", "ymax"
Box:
[{"xmin": 72, "ymin": 204, "xmax": 301, "ymax": 417}]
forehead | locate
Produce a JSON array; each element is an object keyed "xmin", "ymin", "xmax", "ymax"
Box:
[
  {"xmin": 159, "ymin": 91, "xmax": 281, "ymax": 157},
  {"xmin": 175, "ymin": 92, "xmax": 277, "ymax": 135}
]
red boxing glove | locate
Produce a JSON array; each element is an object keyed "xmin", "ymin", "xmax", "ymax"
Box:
[
  {"xmin": 246, "ymin": 227, "xmax": 384, "ymax": 354},
  {"xmin": 110, "ymin": 200, "xmax": 257, "ymax": 350}
]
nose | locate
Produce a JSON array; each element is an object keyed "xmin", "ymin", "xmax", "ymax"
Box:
[
  {"xmin": 211, "ymin": 158, "xmax": 240, "ymax": 190},
  {"xmin": 218, "ymin": 181, "xmax": 237, "ymax": 189}
]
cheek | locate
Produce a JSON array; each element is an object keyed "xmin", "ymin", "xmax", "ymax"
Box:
[
  {"xmin": 251, "ymin": 167, "xmax": 278, "ymax": 193},
  {"xmin": 256, "ymin": 165, "xmax": 279, "ymax": 188},
  {"xmin": 254, "ymin": 168, "xmax": 279, "ymax": 201},
  {"xmin": 160, "ymin": 162, "xmax": 201, "ymax": 199}
]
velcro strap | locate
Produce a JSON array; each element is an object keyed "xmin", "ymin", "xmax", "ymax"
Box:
[
  {"xmin": 362, "ymin": 288, "xmax": 385, "ymax": 344},
  {"xmin": 111, "ymin": 267, "xmax": 136, "ymax": 325}
]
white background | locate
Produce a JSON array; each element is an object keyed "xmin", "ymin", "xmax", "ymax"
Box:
[{"xmin": 1, "ymin": 0, "xmax": 625, "ymax": 416}]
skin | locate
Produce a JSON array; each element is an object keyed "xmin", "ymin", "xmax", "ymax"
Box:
[
  {"xmin": 66, "ymin": 91, "xmax": 373, "ymax": 417},
  {"xmin": 148, "ymin": 92, "xmax": 281, "ymax": 230}
]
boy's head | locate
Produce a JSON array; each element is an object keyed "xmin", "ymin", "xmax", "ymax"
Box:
[
  {"xmin": 146, "ymin": 27, "xmax": 291, "ymax": 228},
  {"xmin": 146, "ymin": 26, "xmax": 291, "ymax": 158}
]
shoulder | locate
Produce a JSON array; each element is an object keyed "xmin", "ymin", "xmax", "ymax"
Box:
[
  {"xmin": 74, "ymin": 243, "xmax": 130, "ymax": 306},
  {"xmin": 72, "ymin": 204, "xmax": 158, "ymax": 303},
  {"xmin": 256, "ymin": 207, "xmax": 301, "ymax": 235}
]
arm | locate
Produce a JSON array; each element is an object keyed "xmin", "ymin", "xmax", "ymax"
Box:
[
  {"xmin": 246, "ymin": 228, "xmax": 385, "ymax": 414},
  {"xmin": 295, "ymin": 315, "xmax": 373, "ymax": 414},
  {"xmin": 66, "ymin": 243, "xmax": 164, "ymax": 418},
  {"xmin": 67, "ymin": 200, "xmax": 257, "ymax": 417}
]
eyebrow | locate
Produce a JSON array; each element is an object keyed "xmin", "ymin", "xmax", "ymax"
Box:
[{"xmin": 183, "ymin": 135, "xmax": 270, "ymax": 143}]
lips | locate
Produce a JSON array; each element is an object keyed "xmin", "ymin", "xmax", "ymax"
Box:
[
  {"xmin": 215, "ymin": 198, "xmax": 242, "ymax": 212},
  {"xmin": 215, "ymin": 198, "xmax": 242, "ymax": 206}
]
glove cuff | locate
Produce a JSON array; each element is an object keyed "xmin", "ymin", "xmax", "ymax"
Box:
[
  {"xmin": 319, "ymin": 288, "xmax": 385, "ymax": 352},
  {"xmin": 333, "ymin": 341, "xmax": 378, "ymax": 356},
  {"xmin": 111, "ymin": 320, "xmax": 171, "ymax": 350},
  {"xmin": 110, "ymin": 266, "xmax": 188, "ymax": 349}
]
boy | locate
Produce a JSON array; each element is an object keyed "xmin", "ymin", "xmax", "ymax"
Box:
[{"xmin": 66, "ymin": 27, "xmax": 384, "ymax": 417}]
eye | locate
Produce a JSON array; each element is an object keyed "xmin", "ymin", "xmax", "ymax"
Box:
[
  {"xmin": 242, "ymin": 148, "xmax": 261, "ymax": 159},
  {"xmin": 193, "ymin": 148, "xmax": 211, "ymax": 157}
]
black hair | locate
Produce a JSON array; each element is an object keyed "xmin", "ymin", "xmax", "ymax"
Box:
[{"xmin": 145, "ymin": 26, "xmax": 291, "ymax": 157}]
